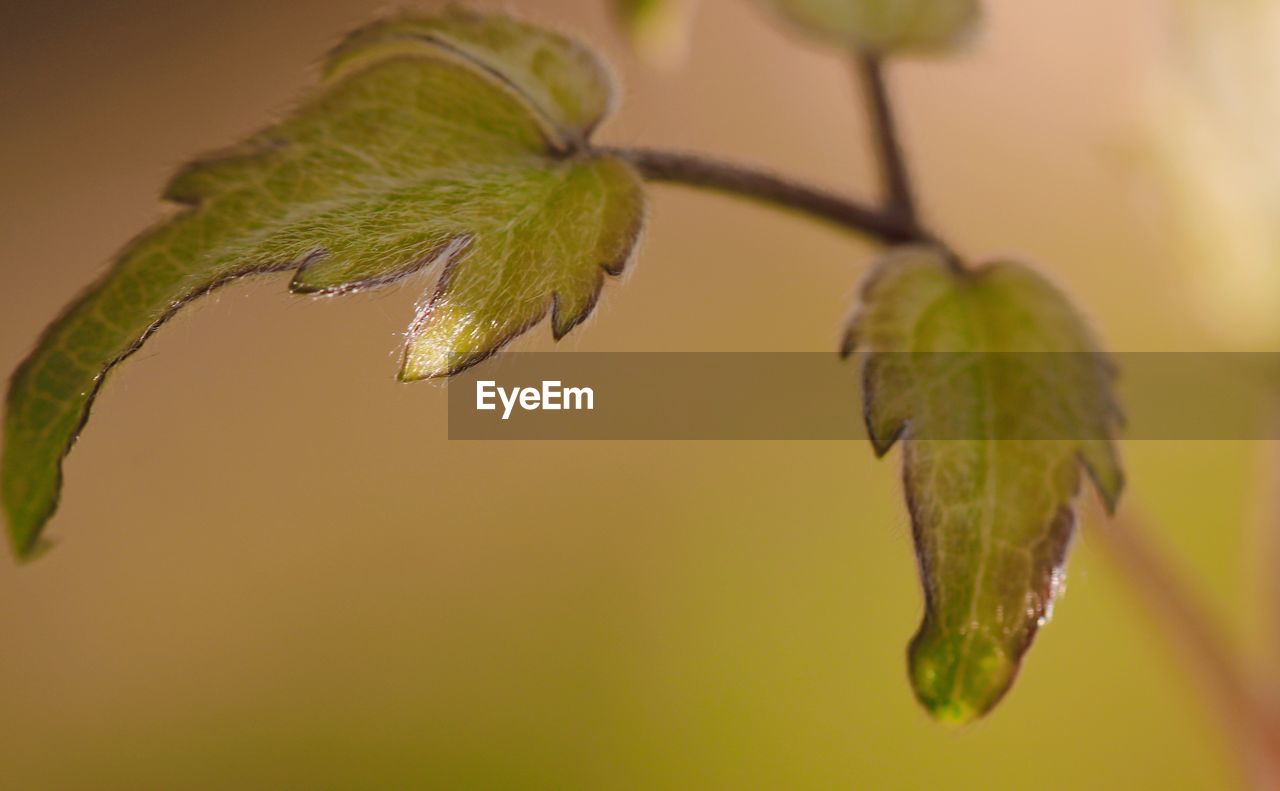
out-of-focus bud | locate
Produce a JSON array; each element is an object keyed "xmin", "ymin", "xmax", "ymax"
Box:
[
  {"xmin": 613, "ymin": 0, "xmax": 699, "ymax": 69},
  {"xmin": 750, "ymin": 0, "xmax": 980, "ymax": 55}
]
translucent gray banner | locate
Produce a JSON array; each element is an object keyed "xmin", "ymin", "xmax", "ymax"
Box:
[{"xmin": 446, "ymin": 353, "xmax": 1280, "ymax": 440}]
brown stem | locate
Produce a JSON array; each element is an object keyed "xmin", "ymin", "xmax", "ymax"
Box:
[
  {"xmin": 599, "ymin": 146, "xmax": 942, "ymax": 248},
  {"xmin": 1090, "ymin": 508, "xmax": 1280, "ymax": 789},
  {"xmin": 856, "ymin": 54, "xmax": 918, "ymax": 226}
]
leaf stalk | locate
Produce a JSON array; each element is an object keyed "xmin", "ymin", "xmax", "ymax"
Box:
[
  {"xmin": 856, "ymin": 54, "xmax": 918, "ymax": 227},
  {"xmin": 600, "ymin": 145, "xmax": 944, "ymax": 250}
]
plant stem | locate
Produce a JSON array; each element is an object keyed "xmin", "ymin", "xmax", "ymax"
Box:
[
  {"xmin": 1090, "ymin": 508, "xmax": 1280, "ymax": 789},
  {"xmin": 856, "ymin": 54, "xmax": 918, "ymax": 226},
  {"xmin": 600, "ymin": 146, "xmax": 938, "ymax": 247}
]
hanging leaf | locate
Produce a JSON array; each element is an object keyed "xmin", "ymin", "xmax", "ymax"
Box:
[
  {"xmin": 751, "ymin": 0, "xmax": 980, "ymax": 54},
  {"xmin": 844, "ymin": 247, "xmax": 1123, "ymax": 724},
  {"xmin": 2, "ymin": 9, "xmax": 645, "ymax": 559}
]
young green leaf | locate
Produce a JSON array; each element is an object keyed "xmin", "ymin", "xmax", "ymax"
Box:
[
  {"xmin": 845, "ymin": 247, "xmax": 1123, "ymax": 724},
  {"xmin": 751, "ymin": 0, "xmax": 980, "ymax": 54},
  {"xmin": 2, "ymin": 10, "xmax": 644, "ymax": 559},
  {"xmin": 325, "ymin": 7, "xmax": 615, "ymax": 150}
]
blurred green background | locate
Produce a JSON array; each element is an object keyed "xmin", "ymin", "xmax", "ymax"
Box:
[{"xmin": 0, "ymin": 0, "xmax": 1275, "ymax": 787}]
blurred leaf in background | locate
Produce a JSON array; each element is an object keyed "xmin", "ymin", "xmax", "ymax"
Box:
[
  {"xmin": 613, "ymin": 0, "xmax": 699, "ymax": 68},
  {"xmin": 750, "ymin": 0, "xmax": 980, "ymax": 54}
]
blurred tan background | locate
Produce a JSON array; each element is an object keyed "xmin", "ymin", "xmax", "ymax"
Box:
[{"xmin": 1, "ymin": 0, "xmax": 1274, "ymax": 787}]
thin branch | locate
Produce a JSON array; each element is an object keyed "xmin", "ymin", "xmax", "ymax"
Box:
[
  {"xmin": 599, "ymin": 146, "xmax": 939, "ymax": 248},
  {"xmin": 1089, "ymin": 507, "xmax": 1280, "ymax": 789},
  {"xmin": 856, "ymin": 54, "xmax": 918, "ymax": 225}
]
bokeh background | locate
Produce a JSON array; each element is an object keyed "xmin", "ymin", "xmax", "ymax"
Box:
[{"xmin": 1, "ymin": 0, "xmax": 1276, "ymax": 787}]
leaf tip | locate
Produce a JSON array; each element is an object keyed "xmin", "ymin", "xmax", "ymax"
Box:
[
  {"xmin": 838, "ymin": 325, "xmax": 858, "ymax": 359},
  {"xmin": 549, "ymin": 280, "xmax": 605, "ymax": 341},
  {"xmin": 866, "ymin": 412, "xmax": 905, "ymax": 457},
  {"xmin": 1079, "ymin": 442, "xmax": 1125, "ymax": 515},
  {"xmin": 398, "ymin": 333, "xmax": 486, "ymax": 382},
  {"xmin": 3, "ymin": 444, "xmax": 58, "ymax": 562},
  {"xmin": 908, "ymin": 621, "xmax": 1018, "ymax": 726},
  {"xmin": 12, "ymin": 536, "xmax": 55, "ymax": 564},
  {"xmin": 5, "ymin": 511, "xmax": 53, "ymax": 563},
  {"xmin": 397, "ymin": 351, "xmax": 454, "ymax": 383}
]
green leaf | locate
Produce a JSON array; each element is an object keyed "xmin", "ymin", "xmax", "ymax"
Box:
[
  {"xmin": 844, "ymin": 247, "xmax": 1123, "ymax": 724},
  {"xmin": 326, "ymin": 7, "xmax": 616, "ymax": 150},
  {"xmin": 751, "ymin": 0, "xmax": 981, "ymax": 54},
  {"xmin": 2, "ymin": 10, "xmax": 644, "ymax": 559}
]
